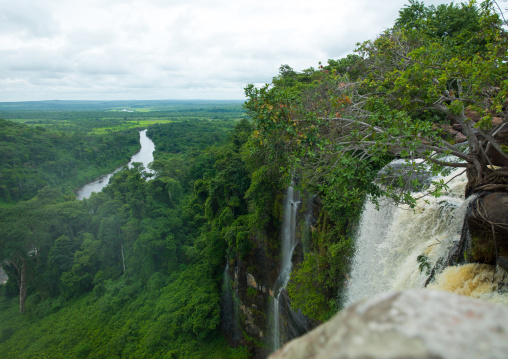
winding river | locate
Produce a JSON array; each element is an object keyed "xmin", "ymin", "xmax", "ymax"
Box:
[
  {"xmin": 0, "ymin": 131, "xmax": 155, "ymax": 284},
  {"xmin": 75, "ymin": 129, "xmax": 155, "ymax": 200}
]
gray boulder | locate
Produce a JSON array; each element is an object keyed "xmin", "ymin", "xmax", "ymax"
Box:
[{"xmin": 269, "ymin": 289, "xmax": 508, "ymax": 359}]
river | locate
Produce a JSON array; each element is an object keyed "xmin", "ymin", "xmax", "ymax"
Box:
[{"xmin": 75, "ymin": 129, "xmax": 155, "ymax": 200}]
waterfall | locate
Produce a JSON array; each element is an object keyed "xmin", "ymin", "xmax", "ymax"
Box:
[
  {"xmin": 345, "ymin": 167, "xmax": 481, "ymax": 306},
  {"xmin": 221, "ymin": 264, "xmax": 240, "ymax": 343},
  {"xmin": 272, "ymin": 296, "xmax": 281, "ymax": 350},
  {"xmin": 279, "ymin": 186, "xmax": 300, "ymax": 289},
  {"xmin": 428, "ymin": 263, "xmax": 508, "ymax": 304},
  {"xmin": 0, "ymin": 266, "xmax": 7, "ymax": 285},
  {"xmin": 271, "ymin": 185, "xmax": 300, "ymax": 351}
]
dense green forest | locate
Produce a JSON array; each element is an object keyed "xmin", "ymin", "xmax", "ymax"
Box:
[
  {"xmin": 0, "ymin": 119, "xmax": 140, "ymax": 203},
  {"xmin": 0, "ymin": 116, "xmax": 253, "ymax": 357},
  {"xmin": 1, "ymin": 1, "xmax": 507, "ymax": 358}
]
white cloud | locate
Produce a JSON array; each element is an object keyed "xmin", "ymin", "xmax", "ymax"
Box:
[
  {"xmin": 0, "ymin": 0, "xmax": 454, "ymax": 101},
  {"xmin": 0, "ymin": 0, "xmax": 61, "ymax": 39}
]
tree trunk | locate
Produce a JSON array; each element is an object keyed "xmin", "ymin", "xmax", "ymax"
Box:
[
  {"xmin": 19, "ymin": 260, "xmax": 26, "ymax": 315},
  {"xmin": 464, "ymin": 153, "xmax": 490, "ymax": 198},
  {"xmin": 121, "ymin": 243, "xmax": 126, "ymax": 273}
]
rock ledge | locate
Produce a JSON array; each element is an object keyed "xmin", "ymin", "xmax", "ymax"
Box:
[{"xmin": 269, "ymin": 289, "xmax": 508, "ymax": 359}]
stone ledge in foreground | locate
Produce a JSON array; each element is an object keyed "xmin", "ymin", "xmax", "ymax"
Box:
[{"xmin": 269, "ymin": 289, "xmax": 508, "ymax": 359}]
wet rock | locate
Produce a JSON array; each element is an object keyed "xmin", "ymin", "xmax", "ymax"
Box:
[
  {"xmin": 241, "ymin": 304, "xmax": 263, "ymax": 338},
  {"xmin": 224, "ymin": 243, "xmax": 274, "ymax": 355},
  {"xmin": 228, "ymin": 190, "xmax": 318, "ymax": 357},
  {"xmin": 220, "ymin": 270, "xmax": 241, "ymax": 347},
  {"xmin": 498, "ymin": 256, "xmax": 508, "ymax": 271},
  {"xmin": 474, "ymin": 193, "xmax": 508, "ymax": 230},
  {"xmin": 269, "ymin": 289, "xmax": 508, "ymax": 359},
  {"xmin": 467, "ymin": 192, "xmax": 508, "ymax": 264},
  {"xmin": 247, "ymin": 272, "xmax": 258, "ymax": 289},
  {"xmin": 276, "ymin": 289, "xmax": 316, "ymax": 345}
]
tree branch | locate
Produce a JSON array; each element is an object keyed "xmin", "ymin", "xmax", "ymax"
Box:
[
  {"xmin": 321, "ymin": 117, "xmax": 386, "ymax": 134},
  {"xmin": 426, "ymin": 156, "xmax": 470, "ymax": 168},
  {"xmin": 475, "ymin": 125, "xmax": 508, "ymax": 161}
]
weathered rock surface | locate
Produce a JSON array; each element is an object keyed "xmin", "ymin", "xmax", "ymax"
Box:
[
  {"xmin": 277, "ymin": 288, "xmax": 316, "ymax": 345},
  {"xmin": 222, "ymin": 189, "xmax": 318, "ymax": 358},
  {"xmin": 467, "ymin": 192, "xmax": 508, "ymax": 264},
  {"xmin": 233, "ymin": 246, "xmax": 274, "ymax": 343},
  {"xmin": 455, "ymin": 131, "xmax": 467, "ymax": 143},
  {"xmin": 269, "ymin": 289, "xmax": 508, "ymax": 359},
  {"xmin": 471, "ymin": 192, "xmax": 508, "ymax": 230}
]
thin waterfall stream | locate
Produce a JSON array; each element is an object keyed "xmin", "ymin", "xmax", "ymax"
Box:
[
  {"xmin": 0, "ymin": 266, "xmax": 7, "ymax": 285},
  {"xmin": 271, "ymin": 185, "xmax": 300, "ymax": 351},
  {"xmin": 221, "ymin": 263, "xmax": 240, "ymax": 343}
]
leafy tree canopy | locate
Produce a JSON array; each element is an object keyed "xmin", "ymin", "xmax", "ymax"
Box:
[{"xmin": 245, "ymin": 0, "xmax": 508, "ymax": 206}]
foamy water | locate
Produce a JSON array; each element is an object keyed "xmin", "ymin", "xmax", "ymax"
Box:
[{"xmin": 346, "ymin": 167, "xmax": 508, "ymax": 306}]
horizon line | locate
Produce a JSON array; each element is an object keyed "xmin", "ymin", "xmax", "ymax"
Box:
[{"xmin": 0, "ymin": 98, "xmax": 246, "ymax": 103}]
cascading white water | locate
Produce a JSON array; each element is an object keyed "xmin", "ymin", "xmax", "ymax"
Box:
[
  {"xmin": 271, "ymin": 185, "xmax": 300, "ymax": 351},
  {"xmin": 345, "ymin": 167, "xmax": 474, "ymax": 306},
  {"xmin": 272, "ymin": 296, "xmax": 281, "ymax": 350}
]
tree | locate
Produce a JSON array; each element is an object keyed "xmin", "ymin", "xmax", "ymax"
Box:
[
  {"xmin": 47, "ymin": 235, "xmax": 74, "ymax": 294},
  {"xmin": 245, "ymin": 0, "xmax": 508, "ymax": 204},
  {"xmin": 351, "ymin": 0, "xmax": 507, "ymax": 196},
  {"xmin": 0, "ymin": 198, "xmax": 52, "ymax": 313},
  {"xmin": 60, "ymin": 233, "xmax": 101, "ymax": 296}
]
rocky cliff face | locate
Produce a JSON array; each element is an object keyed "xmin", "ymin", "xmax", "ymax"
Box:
[
  {"xmin": 269, "ymin": 289, "xmax": 508, "ymax": 359},
  {"xmin": 220, "ymin": 245, "xmax": 277, "ymax": 358},
  {"xmin": 467, "ymin": 192, "xmax": 508, "ymax": 268},
  {"xmin": 220, "ymin": 191, "xmax": 318, "ymax": 358},
  {"xmin": 222, "ymin": 122, "xmax": 508, "ymax": 357},
  {"xmin": 444, "ymin": 179, "xmax": 508, "ymax": 274}
]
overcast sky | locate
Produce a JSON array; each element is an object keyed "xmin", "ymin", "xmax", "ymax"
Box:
[{"xmin": 1, "ymin": 0, "xmax": 454, "ymax": 101}]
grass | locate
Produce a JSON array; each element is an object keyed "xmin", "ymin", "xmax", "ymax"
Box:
[
  {"xmin": 90, "ymin": 119, "xmax": 177, "ymax": 134},
  {"xmin": 0, "ymin": 100, "xmax": 246, "ymax": 134}
]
